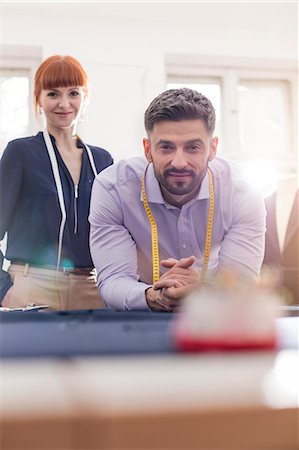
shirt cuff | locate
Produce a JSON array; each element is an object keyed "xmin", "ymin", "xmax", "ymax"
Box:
[{"xmin": 100, "ymin": 277, "xmax": 152, "ymax": 311}]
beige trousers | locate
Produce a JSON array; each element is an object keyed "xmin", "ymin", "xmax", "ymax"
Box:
[{"xmin": 7, "ymin": 264, "xmax": 105, "ymax": 310}]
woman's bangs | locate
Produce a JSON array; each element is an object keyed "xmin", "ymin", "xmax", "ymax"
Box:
[{"xmin": 42, "ymin": 62, "xmax": 85, "ymax": 90}]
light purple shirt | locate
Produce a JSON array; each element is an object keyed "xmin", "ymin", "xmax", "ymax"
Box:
[{"xmin": 89, "ymin": 156, "xmax": 266, "ymax": 310}]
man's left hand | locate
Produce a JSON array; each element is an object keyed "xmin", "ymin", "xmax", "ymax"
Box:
[{"xmin": 153, "ymin": 255, "xmax": 201, "ymax": 300}]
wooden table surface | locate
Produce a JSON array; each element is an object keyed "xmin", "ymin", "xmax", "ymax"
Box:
[{"xmin": 1, "ymin": 349, "xmax": 298, "ymax": 450}]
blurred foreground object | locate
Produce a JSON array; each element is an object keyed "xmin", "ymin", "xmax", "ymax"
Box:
[{"xmin": 174, "ymin": 272, "xmax": 282, "ymax": 351}]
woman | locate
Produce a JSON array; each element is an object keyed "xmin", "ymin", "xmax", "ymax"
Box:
[{"xmin": 0, "ymin": 55, "xmax": 113, "ymax": 310}]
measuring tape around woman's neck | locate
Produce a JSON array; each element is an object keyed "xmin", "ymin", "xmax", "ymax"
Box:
[{"xmin": 141, "ymin": 166, "xmax": 214, "ymax": 284}]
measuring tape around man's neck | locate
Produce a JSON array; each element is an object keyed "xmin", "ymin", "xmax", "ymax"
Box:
[{"xmin": 141, "ymin": 166, "xmax": 215, "ymax": 284}]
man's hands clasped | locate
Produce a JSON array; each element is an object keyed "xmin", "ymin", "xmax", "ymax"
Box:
[{"xmin": 145, "ymin": 256, "xmax": 201, "ymax": 312}]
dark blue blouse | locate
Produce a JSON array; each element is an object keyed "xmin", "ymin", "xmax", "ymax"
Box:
[{"xmin": 0, "ymin": 132, "xmax": 113, "ymax": 302}]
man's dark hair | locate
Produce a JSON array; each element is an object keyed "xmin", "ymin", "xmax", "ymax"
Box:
[{"xmin": 144, "ymin": 88, "xmax": 216, "ymax": 136}]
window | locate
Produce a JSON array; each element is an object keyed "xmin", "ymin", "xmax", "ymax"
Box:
[
  {"xmin": 0, "ymin": 46, "xmax": 41, "ymax": 269},
  {"xmin": 1, "ymin": 69, "xmax": 31, "ymax": 151},
  {"xmin": 166, "ymin": 55, "xmax": 298, "ymax": 191},
  {"xmin": 238, "ymin": 80, "xmax": 292, "ymax": 160},
  {"xmin": 0, "ymin": 45, "xmax": 41, "ymax": 154},
  {"xmin": 167, "ymin": 80, "xmax": 222, "ymax": 152}
]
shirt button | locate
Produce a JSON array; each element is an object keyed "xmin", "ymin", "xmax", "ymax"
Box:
[{"xmin": 182, "ymin": 244, "xmax": 187, "ymax": 249}]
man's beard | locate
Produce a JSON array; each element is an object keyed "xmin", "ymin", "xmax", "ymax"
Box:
[{"xmin": 154, "ymin": 166, "xmax": 201, "ymax": 196}]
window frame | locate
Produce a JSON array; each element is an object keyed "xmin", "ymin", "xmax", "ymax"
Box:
[
  {"xmin": 166, "ymin": 54, "xmax": 298, "ymax": 175},
  {"xmin": 1, "ymin": 45, "xmax": 42, "ymax": 153}
]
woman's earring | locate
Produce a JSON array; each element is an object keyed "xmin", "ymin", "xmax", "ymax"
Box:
[{"xmin": 39, "ymin": 107, "xmax": 43, "ymax": 115}]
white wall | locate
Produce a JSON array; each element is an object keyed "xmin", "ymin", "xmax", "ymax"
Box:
[{"xmin": 2, "ymin": 1, "xmax": 298, "ymax": 161}]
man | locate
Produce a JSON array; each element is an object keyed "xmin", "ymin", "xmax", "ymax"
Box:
[{"xmin": 89, "ymin": 88, "xmax": 266, "ymax": 311}]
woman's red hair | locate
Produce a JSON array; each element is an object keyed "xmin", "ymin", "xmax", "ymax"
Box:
[{"xmin": 34, "ymin": 55, "xmax": 89, "ymax": 107}]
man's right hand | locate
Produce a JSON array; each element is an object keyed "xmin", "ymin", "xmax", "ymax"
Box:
[
  {"xmin": 145, "ymin": 284, "xmax": 183, "ymax": 312},
  {"xmin": 145, "ymin": 256, "xmax": 201, "ymax": 312},
  {"xmin": 154, "ymin": 256, "xmax": 200, "ymax": 299}
]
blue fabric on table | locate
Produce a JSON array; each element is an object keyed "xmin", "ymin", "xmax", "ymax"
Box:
[{"xmin": 0, "ymin": 310, "xmax": 174, "ymax": 358}]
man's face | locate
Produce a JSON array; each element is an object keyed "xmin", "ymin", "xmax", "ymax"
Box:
[{"xmin": 143, "ymin": 119, "xmax": 218, "ymax": 206}]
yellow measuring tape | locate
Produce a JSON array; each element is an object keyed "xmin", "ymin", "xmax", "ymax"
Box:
[{"xmin": 141, "ymin": 167, "xmax": 214, "ymax": 284}]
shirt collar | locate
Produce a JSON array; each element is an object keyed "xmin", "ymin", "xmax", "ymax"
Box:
[
  {"xmin": 140, "ymin": 163, "xmax": 211, "ymax": 205},
  {"xmin": 139, "ymin": 163, "xmax": 165, "ymax": 204},
  {"xmin": 196, "ymin": 169, "xmax": 210, "ymax": 200}
]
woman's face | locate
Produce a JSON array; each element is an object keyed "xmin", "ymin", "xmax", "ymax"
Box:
[{"xmin": 38, "ymin": 86, "xmax": 85, "ymax": 132}]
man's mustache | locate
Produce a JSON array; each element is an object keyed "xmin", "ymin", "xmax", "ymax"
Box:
[{"xmin": 163, "ymin": 168, "xmax": 195, "ymax": 176}]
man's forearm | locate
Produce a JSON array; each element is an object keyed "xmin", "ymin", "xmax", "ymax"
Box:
[{"xmin": 99, "ymin": 276, "xmax": 151, "ymax": 311}]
